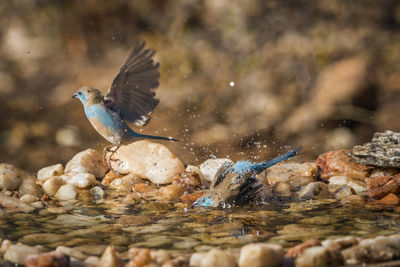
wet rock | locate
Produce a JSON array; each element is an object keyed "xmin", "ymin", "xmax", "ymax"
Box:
[
  {"xmin": 239, "ymin": 243, "xmax": 283, "ymax": 267},
  {"xmin": 0, "ymin": 163, "xmax": 23, "ymax": 191},
  {"xmin": 150, "ymin": 249, "xmax": 170, "ymax": 265},
  {"xmin": 126, "ymin": 247, "xmax": 151, "ymax": 266},
  {"xmin": 342, "ymin": 235, "xmax": 400, "ymax": 264},
  {"xmin": 162, "ymin": 255, "xmax": 189, "ymax": 267},
  {"xmin": 98, "ymin": 246, "xmax": 123, "ymax": 267},
  {"xmin": 20, "ymin": 194, "xmax": 39, "ymax": 204},
  {"xmin": 328, "ymin": 176, "xmax": 366, "ymax": 193},
  {"xmin": 316, "ymin": 150, "xmax": 369, "ymax": 181},
  {"xmin": 42, "ymin": 176, "xmax": 64, "ymax": 196},
  {"xmin": 19, "ymin": 176, "xmax": 42, "ymax": 197},
  {"xmin": 273, "ymin": 182, "xmax": 291, "ymax": 198},
  {"xmin": 330, "ymin": 185, "xmax": 355, "ymax": 199},
  {"xmin": 321, "ymin": 236, "xmax": 360, "ymax": 251},
  {"xmin": 190, "ymin": 248, "xmax": 236, "ymax": 267},
  {"xmin": 1, "ymin": 239, "xmax": 12, "ymax": 254},
  {"xmin": 265, "ymin": 163, "xmax": 317, "ymax": 189},
  {"xmin": 59, "ymin": 172, "xmax": 96, "ymax": 189},
  {"xmin": 199, "ymin": 158, "xmax": 233, "ymax": 184},
  {"xmin": 370, "ymin": 193, "xmax": 400, "ymax": 205},
  {"xmin": 106, "ymin": 141, "xmax": 185, "ymax": 184},
  {"xmin": 101, "ymin": 171, "xmax": 122, "ymax": 186},
  {"xmin": 37, "ymin": 164, "xmax": 64, "ymax": 183},
  {"xmin": 25, "ymin": 251, "xmax": 70, "ymax": 267},
  {"xmin": 4, "ymin": 243, "xmax": 41, "ymax": 264},
  {"xmin": 89, "ymin": 186, "xmax": 105, "ymax": 200},
  {"xmin": 84, "ymin": 256, "xmax": 100, "ymax": 266},
  {"xmin": 186, "ymin": 165, "xmax": 200, "ymax": 176},
  {"xmin": 0, "ymin": 192, "xmax": 35, "ymax": 212},
  {"xmin": 180, "ymin": 192, "xmax": 204, "ymax": 205},
  {"xmin": 340, "ymin": 194, "xmax": 365, "ymax": 204},
  {"xmin": 285, "ymin": 239, "xmax": 321, "ymax": 258},
  {"xmin": 366, "ymin": 174, "xmax": 400, "ymax": 199},
  {"xmin": 351, "ymin": 131, "xmax": 400, "ymax": 168},
  {"xmin": 65, "ymin": 149, "xmax": 108, "ymax": 178},
  {"xmin": 56, "ymin": 246, "xmax": 88, "ymax": 261},
  {"xmin": 54, "ymin": 184, "xmax": 77, "ymax": 201},
  {"xmin": 297, "ymin": 182, "xmax": 330, "ymax": 200},
  {"xmin": 158, "ymin": 184, "xmax": 184, "ymax": 200},
  {"xmin": 295, "ymin": 246, "xmax": 344, "ymax": 267}
]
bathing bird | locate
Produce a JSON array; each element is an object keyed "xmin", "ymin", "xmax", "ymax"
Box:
[
  {"xmin": 72, "ymin": 42, "xmax": 177, "ymax": 172},
  {"xmin": 192, "ymin": 147, "xmax": 301, "ymax": 208}
]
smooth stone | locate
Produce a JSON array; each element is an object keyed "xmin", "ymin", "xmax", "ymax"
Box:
[
  {"xmin": 107, "ymin": 140, "xmax": 185, "ymax": 184},
  {"xmin": 56, "ymin": 246, "xmax": 88, "ymax": 261},
  {"xmin": 0, "ymin": 192, "xmax": 35, "ymax": 212},
  {"xmin": 4, "ymin": 243, "xmax": 41, "ymax": 264},
  {"xmin": 295, "ymin": 246, "xmax": 344, "ymax": 267},
  {"xmin": 19, "ymin": 233, "xmax": 68, "ymax": 244},
  {"xmin": 199, "ymin": 158, "xmax": 233, "ymax": 184},
  {"xmin": 186, "ymin": 165, "xmax": 200, "ymax": 175},
  {"xmin": 20, "ymin": 194, "xmax": 39, "ymax": 204},
  {"xmin": 328, "ymin": 176, "xmax": 366, "ymax": 193},
  {"xmin": 37, "ymin": 164, "xmax": 64, "ymax": 183},
  {"xmin": 273, "ymin": 182, "xmax": 292, "ymax": 198},
  {"xmin": 42, "ymin": 176, "xmax": 65, "ymax": 196},
  {"xmin": 370, "ymin": 193, "xmax": 400, "ymax": 205},
  {"xmin": 150, "ymin": 249, "xmax": 170, "ymax": 265},
  {"xmin": 74, "ymin": 245, "xmax": 107, "ymax": 256},
  {"xmin": 297, "ymin": 182, "xmax": 330, "ymax": 200},
  {"xmin": 366, "ymin": 174, "xmax": 400, "ymax": 199},
  {"xmin": 158, "ymin": 183, "xmax": 184, "ymax": 200},
  {"xmin": 55, "ymin": 184, "xmax": 77, "ymax": 201},
  {"xmin": 25, "ymin": 251, "xmax": 70, "ymax": 267},
  {"xmin": 60, "ymin": 172, "xmax": 96, "ymax": 188},
  {"xmin": 98, "ymin": 246, "xmax": 123, "ymax": 267},
  {"xmin": 239, "ymin": 243, "xmax": 283, "ymax": 267},
  {"xmin": 0, "ymin": 163, "xmax": 23, "ymax": 191},
  {"xmin": 89, "ymin": 186, "xmax": 105, "ymax": 199},
  {"xmin": 19, "ymin": 176, "xmax": 42, "ymax": 197},
  {"xmin": 65, "ymin": 148, "xmax": 108, "ymax": 178},
  {"xmin": 190, "ymin": 248, "xmax": 236, "ymax": 267},
  {"xmin": 286, "ymin": 239, "xmax": 321, "ymax": 258},
  {"xmin": 321, "ymin": 236, "xmax": 360, "ymax": 251},
  {"xmin": 266, "ymin": 163, "xmax": 317, "ymax": 189},
  {"xmin": 84, "ymin": 256, "xmax": 100, "ymax": 266}
]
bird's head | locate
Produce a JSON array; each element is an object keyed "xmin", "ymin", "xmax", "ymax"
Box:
[{"xmin": 72, "ymin": 86, "xmax": 103, "ymax": 105}]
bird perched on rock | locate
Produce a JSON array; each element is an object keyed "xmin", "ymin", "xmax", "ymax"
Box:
[
  {"xmin": 192, "ymin": 147, "xmax": 301, "ymax": 208},
  {"xmin": 72, "ymin": 42, "xmax": 177, "ymax": 171}
]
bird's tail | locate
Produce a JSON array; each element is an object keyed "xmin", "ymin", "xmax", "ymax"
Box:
[
  {"xmin": 129, "ymin": 131, "xmax": 179, "ymax": 142},
  {"xmin": 252, "ymin": 147, "xmax": 302, "ymax": 173}
]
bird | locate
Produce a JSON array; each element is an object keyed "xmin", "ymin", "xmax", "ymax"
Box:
[
  {"xmin": 72, "ymin": 41, "xmax": 178, "ymax": 172},
  {"xmin": 192, "ymin": 147, "xmax": 301, "ymax": 208}
]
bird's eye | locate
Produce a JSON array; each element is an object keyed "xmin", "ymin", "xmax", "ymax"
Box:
[{"xmin": 78, "ymin": 92, "xmax": 82, "ymax": 95}]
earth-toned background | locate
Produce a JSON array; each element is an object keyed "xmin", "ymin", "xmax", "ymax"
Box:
[{"xmin": 1, "ymin": 0, "xmax": 400, "ymax": 171}]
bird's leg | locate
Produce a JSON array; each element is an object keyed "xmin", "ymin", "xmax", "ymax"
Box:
[{"xmin": 103, "ymin": 144, "xmax": 121, "ymax": 175}]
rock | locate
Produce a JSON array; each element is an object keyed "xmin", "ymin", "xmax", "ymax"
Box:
[
  {"xmin": 328, "ymin": 176, "xmax": 366, "ymax": 193},
  {"xmin": 150, "ymin": 249, "xmax": 170, "ymax": 265},
  {"xmin": 285, "ymin": 239, "xmax": 321, "ymax": 258},
  {"xmin": 20, "ymin": 194, "xmax": 39, "ymax": 204},
  {"xmin": 190, "ymin": 248, "xmax": 236, "ymax": 267},
  {"xmin": 54, "ymin": 184, "xmax": 77, "ymax": 201},
  {"xmin": 59, "ymin": 172, "xmax": 96, "ymax": 189},
  {"xmin": 37, "ymin": 164, "xmax": 64, "ymax": 183},
  {"xmin": 297, "ymin": 182, "xmax": 330, "ymax": 200},
  {"xmin": 0, "ymin": 192, "xmax": 35, "ymax": 212},
  {"xmin": 56, "ymin": 246, "xmax": 87, "ymax": 261},
  {"xmin": 366, "ymin": 174, "xmax": 400, "ymax": 199},
  {"xmin": 180, "ymin": 192, "xmax": 204, "ymax": 205},
  {"xmin": 126, "ymin": 247, "xmax": 151, "ymax": 266},
  {"xmin": 186, "ymin": 165, "xmax": 200, "ymax": 175},
  {"xmin": 65, "ymin": 149, "xmax": 108, "ymax": 178},
  {"xmin": 19, "ymin": 176, "xmax": 42, "ymax": 197},
  {"xmin": 158, "ymin": 184, "xmax": 184, "ymax": 200},
  {"xmin": 106, "ymin": 141, "xmax": 185, "ymax": 184},
  {"xmin": 25, "ymin": 251, "xmax": 70, "ymax": 267},
  {"xmin": 342, "ymin": 235, "xmax": 400, "ymax": 264},
  {"xmin": 101, "ymin": 171, "xmax": 122, "ymax": 186},
  {"xmin": 273, "ymin": 182, "xmax": 292, "ymax": 198},
  {"xmin": 321, "ymin": 236, "xmax": 360, "ymax": 251},
  {"xmin": 340, "ymin": 194, "xmax": 365, "ymax": 204},
  {"xmin": 239, "ymin": 243, "xmax": 283, "ymax": 267},
  {"xmin": 162, "ymin": 255, "xmax": 189, "ymax": 267},
  {"xmin": 295, "ymin": 246, "xmax": 344, "ymax": 267},
  {"xmin": 316, "ymin": 150, "xmax": 369, "ymax": 181},
  {"xmin": 98, "ymin": 246, "xmax": 123, "ymax": 267},
  {"xmin": 84, "ymin": 256, "xmax": 100, "ymax": 266},
  {"xmin": 89, "ymin": 186, "xmax": 105, "ymax": 200},
  {"xmin": 265, "ymin": 163, "xmax": 317, "ymax": 189},
  {"xmin": 370, "ymin": 193, "xmax": 400, "ymax": 205},
  {"xmin": 199, "ymin": 158, "xmax": 233, "ymax": 184},
  {"xmin": 0, "ymin": 163, "xmax": 23, "ymax": 191},
  {"xmin": 42, "ymin": 176, "xmax": 65, "ymax": 196},
  {"xmin": 351, "ymin": 131, "xmax": 400, "ymax": 168},
  {"xmin": 4, "ymin": 243, "xmax": 41, "ymax": 264}
]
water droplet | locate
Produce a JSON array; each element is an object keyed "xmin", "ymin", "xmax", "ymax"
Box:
[{"xmin": 229, "ymin": 81, "xmax": 235, "ymax": 87}]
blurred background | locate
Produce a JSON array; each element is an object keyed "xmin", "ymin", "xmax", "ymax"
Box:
[{"xmin": 1, "ymin": 0, "xmax": 400, "ymax": 172}]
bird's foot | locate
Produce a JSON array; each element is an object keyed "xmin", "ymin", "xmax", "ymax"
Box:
[{"xmin": 103, "ymin": 145, "xmax": 121, "ymax": 175}]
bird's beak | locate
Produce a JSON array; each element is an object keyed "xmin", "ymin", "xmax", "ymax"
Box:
[{"xmin": 72, "ymin": 93, "xmax": 77, "ymax": 98}]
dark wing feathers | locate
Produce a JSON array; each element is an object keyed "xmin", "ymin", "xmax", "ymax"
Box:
[{"xmin": 104, "ymin": 41, "xmax": 160, "ymax": 126}]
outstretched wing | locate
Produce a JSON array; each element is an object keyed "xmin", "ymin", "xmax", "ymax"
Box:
[{"xmin": 103, "ymin": 41, "xmax": 160, "ymax": 126}]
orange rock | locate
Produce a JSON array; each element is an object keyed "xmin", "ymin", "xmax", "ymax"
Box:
[
  {"xmin": 101, "ymin": 171, "xmax": 122, "ymax": 186},
  {"xmin": 25, "ymin": 251, "xmax": 70, "ymax": 267},
  {"xmin": 180, "ymin": 192, "xmax": 204, "ymax": 205},
  {"xmin": 316, "ymin": 150, "xmax": 369, "ymax": 181},
  {"xmin": 285, "ymin": 239, "xmax": 321, "ymax": 258},
  {"xmin": 133, "ymin": 183, "xmax": 153, "ymax": 193},
  {"xmin": 127, "ymin": 248, "xmax": 151, "ymax": 267},
  {"xmin": 370, "ymin": 193, "xmax": 400, "ymax": 205},
  {"xmin": 367, "ymin": 176, "xmax": 400, "ymax": 199}
]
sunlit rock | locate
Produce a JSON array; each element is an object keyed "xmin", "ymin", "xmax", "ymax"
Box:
[
  {"xmin": 19, "ymin": 176, "xmax": 42, "ymax": 197},
  {"xmin": 36, "ymin": 164, "xmax": 64, "ymax": 183},
  {"xmin": 106, "ymin": 141, "xmax": 185, "ymax": 184},
  {"xmin": 0, "ymin": 192, "xmax": 35, "ymax": 213},
  {"xmin": 4, "ymin": 243, "xmax": 41, "ymax": 265},
  {"xmin": 126, "ymin": 247, "xmax": 152, "ymax": 266},
  {"xmin": 20, "ymin": 194, "xmax": 39, "ymax": 204},
  {"xmin": 25, "ymin": 251, "xmax": 70, "ymax": 267},
  {"xmin": 239, "ymin": 243, "xmax": 283, "ymax": 267},
  {"xmin": 84, "ymin": 256, "xmax": 100, "ymax": 266},
  {"xmin": 0, "ymin": 163, "xmax": 23, "ymax": 191},
  {"xmin": 98, "ymin": 246, "xmax": 123, "ymax": 267},
  {"xmin": 89, "ymin": 186, "xmax": 105, "ymax": 200},
  {"xmin": 59, "ymin": 172, "xmax": 96, "ymax": 189},
  {"xmin": 65, "ymin": 149, "xmax": 108, "ymax": 178},
  {"xmin": 56, "ymin": 246, "xmax": 88, "ymax": 261},
  {"xmin": 370, "ymin": 193, "xmax": 400, "ymax": 205},
  {"xmin": 265, "ymin": 163, "xmax": 317, "ymax": 189},
  {"xmin": 199, "ymin": 158, "xmax": 233, "ymax": 184},
  {"xmin": 54, "ymin": 184, "xmax": 77, "ymax": 201},
  {"xmin": 328, "ymin": 176, "xmax": 366, "ymax": 193},
  {"xmin": 42, "ymin": 176, "xmax": 65, "ymax": 196},
  {"xmin": 295, "ymin": 246, "xmax": 344, "ymax": 267},
  {"xmin": 190, "ymin": 248, "xmax": 236, "ymax": 267}
]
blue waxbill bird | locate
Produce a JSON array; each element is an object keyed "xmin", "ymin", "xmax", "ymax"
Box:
[
  {"xmin": 192, "ymin": 147, "xmax": 301, "ymax": 208},
  {"xmin": 72, "ymin": 42, "xmax": 177, "ymax": 172}
]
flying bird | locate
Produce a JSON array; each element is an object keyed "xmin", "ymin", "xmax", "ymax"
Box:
[
  {"xmin": 72, "ymin": 42, "xmax": 177, "ymax": 172},
  {"xmin": 192, "ymin": 147, "xmax": 301, "ymax": 208}
]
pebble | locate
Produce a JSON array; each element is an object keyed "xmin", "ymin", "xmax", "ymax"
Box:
[
  {"xmin": 285, "ymin": 239, "xmax": 321, "ymax": 258},
  {"xmin": 98, "ymin": 246, "xmax": 123, "ymax": 267},
  {"xmin": 89, "ymin": 186, "xmax": 105, "ymax": 200},
  {"xmin": 0, "ymin": 163, "xmax": 23, "ymax": 191},
  {"xmin": 106, "ymin": 140, "xmax": 185, "ymax": 184},
  {"xmin": 0, "ymin": 192, "xmax": 35, "ymax": 213},
  {"xmin": 25, "ymin": 251, "xmax": 70, "ymax": 267},
  {"xmin": 297, "ymin": 182, "xmax": 330, "ymax": 200},
  {"xmin": 239, "ymin": 243, "xmax": 283, "ymax": 267},
  {"xmin": 19, "ymin": 194, "xmax": 39, "ymax": 204},
  {"xmin": 190, "ymin": 248, "xmax": 236, "ymax": 267},
  {"xmin": 265, "ymin": 163, "xmax": 317, "ymax": 189},
  {"xmin": 19, "ymin": 176, "xmax": 42, "ymax": 197},
  {"xmin": 60, "ymin": 172, "xmax": 96, "ymax": 188},
  {"xmin": 54, "ymin": 184, "xmax": 78, "ymax": 201},
  {"xmin": 56, "ymin": 246, "xmax": 88, "ymax": 261},
  {"xmin": 273, "ymin": 182, "xmax": 292, "ymax": 198},
  {"xmin": 65, "ymin": 148, "xmax": 108, "ymax": 178},
  {"xmin": 36, "ymin": 164, "xmax": 64, "ymax": 183},
  {"xmin": 42, "ymin": 176, "xmax": 65, "ymax": 196},
  {"xmin": 295, "ymin": 246, "xmax": 344, "ymax": 267},
  {"xmin": 328, "ymin": 176, "xmax": 367, "ymax": 193},
  {"xmin": 4, "ymin": 243, "xmax": 41, "ymax": 264},
  {"xmin": 199, "ymin": 158, "xmax": 233, "ymax": 184}
]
